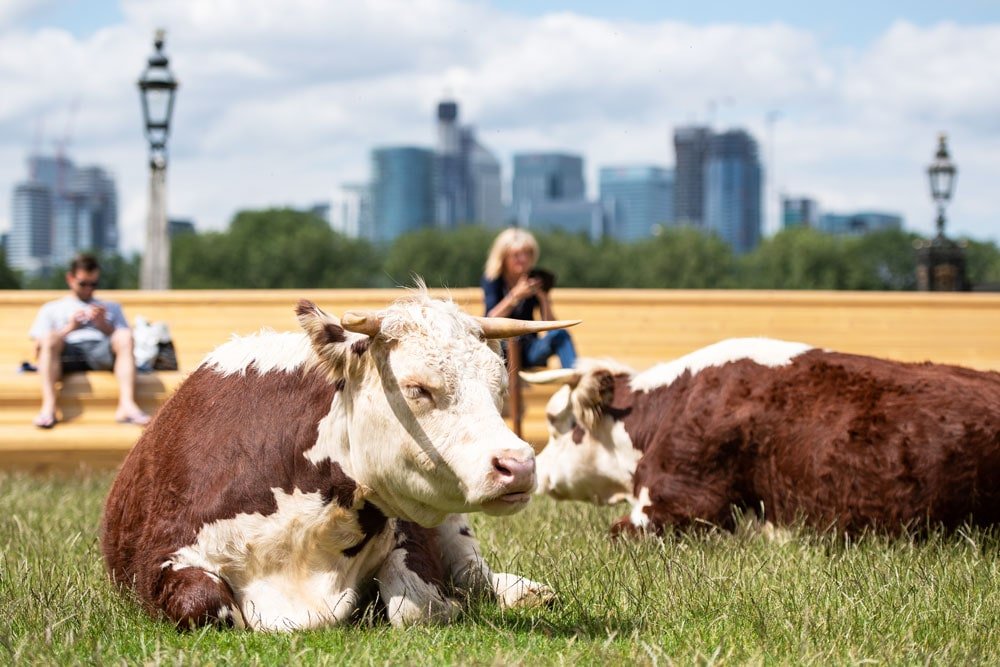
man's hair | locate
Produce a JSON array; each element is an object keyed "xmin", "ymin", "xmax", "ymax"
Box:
[{"xmin": 68, "ymin": 253, "xmax": 101, "ymax": 274}]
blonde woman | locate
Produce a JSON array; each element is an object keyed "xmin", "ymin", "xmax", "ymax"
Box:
[{"xmin": 481, "ymin": 228, "xmax": 576, "ymax": 368}]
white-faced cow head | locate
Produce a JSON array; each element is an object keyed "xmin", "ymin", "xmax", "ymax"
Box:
[
  {"xmin": 296, "ymin": 293, "xmax": 579, "ymax": 527},
  {"xmin": 521, "ymin": 360, "xmax": 640, "ymax": 505}
]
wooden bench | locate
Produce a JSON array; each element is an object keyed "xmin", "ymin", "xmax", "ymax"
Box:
[{"xmin": 2, "ymin": 288, "xmax": 998, "ymax": 472}]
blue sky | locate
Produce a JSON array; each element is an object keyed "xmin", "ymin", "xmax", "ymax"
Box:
[{"xmin": 2, "ymin": 0, "xmax": 998, "ymax": 250}]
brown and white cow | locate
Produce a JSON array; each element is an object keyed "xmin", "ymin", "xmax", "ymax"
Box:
[
  {"xmin": 101, "ymin": 293, "xmax": 577, "ymax": 630},
  {"xmin": 522, "ymin": 338, "xmax": 1000, "ymax": 536}
]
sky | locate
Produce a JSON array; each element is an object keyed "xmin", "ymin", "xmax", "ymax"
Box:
[{"xmin": 2, "ymin": 0, "xmax": 999, "ymax": 254}]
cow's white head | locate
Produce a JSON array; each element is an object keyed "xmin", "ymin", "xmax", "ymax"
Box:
[
  {"xmin": 297, "ymin": 294, "xmax": 579, "ymax": 527},
  {"xmin": 521, "ymin": 360, "xmax": 640, "ymax": 505}
]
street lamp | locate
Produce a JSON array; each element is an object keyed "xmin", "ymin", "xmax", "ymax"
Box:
[
  {"xmin": 137, "ymin": 29, "xmax": 178, "ymax": 290},
  {"xmin": 915, "ymin": 134, "xmax": 967, "ymax": 291}
]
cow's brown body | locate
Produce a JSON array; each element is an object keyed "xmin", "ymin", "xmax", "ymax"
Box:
[{"xmin": 527, "ymin": 339, "xmax": 1000, "ymax": 536}]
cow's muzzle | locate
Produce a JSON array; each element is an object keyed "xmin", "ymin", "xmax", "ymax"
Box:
[{"xmin": 491, "ymin": 452, "xmax": 536, "ymax": 503}]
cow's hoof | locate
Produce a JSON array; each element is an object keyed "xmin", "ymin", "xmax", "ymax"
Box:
[{"xmin": 492, "ymin": 573, "xmax": 556, "ymax": 610}]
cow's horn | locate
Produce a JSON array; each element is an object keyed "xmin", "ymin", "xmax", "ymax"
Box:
[
  {"xmin": 477, "ymin": 317, "xmax": 581, "ymax": 340},
  {"xmin": 341, "ymin": 311, "xmax": 382, "ymax": 336},
  {"xmin": 520, "ymin": 368, "xmax": 581, "ymax": 385}
]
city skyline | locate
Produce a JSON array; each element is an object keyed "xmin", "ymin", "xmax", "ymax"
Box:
[{"xmin": 1, "ymin": 1, "xmax": 998, "ymax": 254}]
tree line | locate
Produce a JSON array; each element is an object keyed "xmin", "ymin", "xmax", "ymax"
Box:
[{"xmin": 6, "ymin": 207, "xmax": 1000, "ymax": 290}]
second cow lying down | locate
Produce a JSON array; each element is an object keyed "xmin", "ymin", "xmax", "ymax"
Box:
[
  {"xmin": 102, "ymin": 293, "xmax": 577, "ymax": 630},
  {"xmin": 523, "ymin": 338, "xmax": 1000, "ymax": 536}
]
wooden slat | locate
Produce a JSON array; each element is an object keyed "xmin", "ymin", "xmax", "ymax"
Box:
[{"xmin": 2, "ymin": 288, "xmax": 998, "ymax": 471}]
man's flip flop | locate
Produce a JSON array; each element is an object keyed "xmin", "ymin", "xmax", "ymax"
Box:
[
  {"xmin": 116, "ymin": 413, "xmax": 151, "ymax": 426},
  {"xmin": 33, "ymin": 414, "xmax": 57, "ymax": 429}
]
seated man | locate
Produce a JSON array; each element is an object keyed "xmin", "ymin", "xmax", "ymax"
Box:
[{"xmin": 28, "ymin": 253, "xmax": 150, "ymax": 429}]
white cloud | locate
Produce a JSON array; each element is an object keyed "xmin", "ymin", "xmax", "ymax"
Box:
[{"xmin": 1, "ymin": 1, "xmax": 997, "ymax": 256}]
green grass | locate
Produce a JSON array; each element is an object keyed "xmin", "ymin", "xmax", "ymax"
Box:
[{"xmin": 2, "ymin": 472, "xmax": 999, "ymax": 665}]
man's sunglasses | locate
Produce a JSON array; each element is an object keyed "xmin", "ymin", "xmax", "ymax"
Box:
[{"xmin": 77, "ymin": 280, "xmax": 99, "ymax": 288}]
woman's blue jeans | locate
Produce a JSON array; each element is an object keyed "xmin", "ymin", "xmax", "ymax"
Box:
[{"xmin": 522, "ymin": 329, "xmax": 577, "ymax": 369}]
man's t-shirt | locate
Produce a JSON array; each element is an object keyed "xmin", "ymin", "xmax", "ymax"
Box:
[{"xmin": 28, "ymin": 296, "xmax": 129, "ymax": 345}]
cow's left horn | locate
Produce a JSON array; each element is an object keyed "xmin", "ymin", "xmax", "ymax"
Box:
[
  {"xmin": 476, "ymin": 317, "xmax": 581, "ymax": 340},
  {"xmin": 341, "ymin": 311, "xmax": 382, "ymax": 336},
  {"xmin": 520, "ymin": 368, "xmax": 581, "ymax": 385}
]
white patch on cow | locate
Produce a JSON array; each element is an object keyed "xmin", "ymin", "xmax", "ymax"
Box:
[
  {"xmin": 304, "ymin": 393, "xmax": 351, "ymax": 469},
  {"xmin": 629, "ymin": 487, "xmax": 653, "ymax": 529},
  {"xmin": 630, "ymin": 338, "xmax": 813, "ymax": 393},
  {"xmin": 535, "ymin": 418, "xmax": 639, "ymax": 505},
  {"xmin": 168, "ymin": 486, "xmax": 395, "ymax": 631},
  {"xmin": 202, "ymin": 330, "xmax": 313, "ymax": 376},
  {"xmin": 491, "ymin": 572, "xmax": 556, "ymax": 610}
]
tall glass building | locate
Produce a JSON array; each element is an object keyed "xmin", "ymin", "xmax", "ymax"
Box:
[
  {"xmin": 434, "ymin": 100, "xmax": 504, "ymax": 228},
  {"xmin": 673, "ymin": 126, "xmax": 712, "ymax": 226},
  {"xmin": 703, "ymin": 130, "xmax": 762, "ymax": 254},
  {"xmin": 782, "ymin": 196, "xmax": 819, "ymax": 229},
  {"xmin": 8, "ymin": 155, "xmax": 118, "ymax": 277},
  {"xmin": 371, "ymin": 147, "xmax": 435, "ymax": 243},
  {"xmin": 511, "ymin": 153, "xmax": 585, "ymax": 220},
  {"xmin": 599, "ymin": 166, "xmax": 674, "ymax": 242},
  {"xmin": 9, "ymin": 181, "xmax": 53, "ymax": 276}
]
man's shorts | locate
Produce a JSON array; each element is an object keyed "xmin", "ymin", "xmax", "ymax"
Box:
[{"xmin": 61, "ymin": 339, "xmax": 115, "ymax": 373}]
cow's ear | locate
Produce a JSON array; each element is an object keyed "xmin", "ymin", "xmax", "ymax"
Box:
[
  {"xmin": 571, "ymin": 368, "xmax": 615, "ymax": 431},
  {"xmin": 296, "ymin": 300, "xmax": 352, "ymax": 376}
]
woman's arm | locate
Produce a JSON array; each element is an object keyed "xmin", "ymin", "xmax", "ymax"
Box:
[{"xmin": 536, "ymin": 290, "xmax": 556, "ymax": 321}]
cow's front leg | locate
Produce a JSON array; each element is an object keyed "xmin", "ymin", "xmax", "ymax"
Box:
[
  {"xmin": 376, "ymin": 523, "xmax": 461, "ymax": 627},
  {"xmin": 435, "ymin": 514, "xmax": 555, "ymax": 610}
]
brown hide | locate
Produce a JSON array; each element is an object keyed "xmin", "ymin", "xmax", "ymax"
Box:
[
  {"xmin": 621, "ymin": 350, "xmax": 1000, "ymax": 534},
  {"xmin": 99, "ymin": 364, "xmax": 383, "ymax": 619}
]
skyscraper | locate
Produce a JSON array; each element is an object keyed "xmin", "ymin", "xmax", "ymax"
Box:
[
  {"xmin": 8, "ymin": 155, "xmax": 118, "ymax": 276},
  {"xmin": 371, "ymin": 147, "xmax": 435, "ymax": 243},
  {"xmin": 703, "ymin": 130, "xmax": 762, "ymax": 254},
  {"xmin": 599, "ymin": 166, "xmax": 674, "ymax": 242},
  {"xmin": 9, "ymin": 181, "xmax": 53, "ymax": 276},
  {"xmin": 673, "ymin": 126, "xmax": 712, "ymax": 226},
  {"xmin": 782, "ymin": 196, "xmax": 819, "ymax": 229},
  {"xmin": 331, "ymin": 183, "xmax": 373, "ymax": 240},
  {"xmin": 433, "ymin": 100, "xmax": 503, "ymax": 228},
  {"xmin": 511, "ymin": 153, "xmax": 585, "ymax": 219}
]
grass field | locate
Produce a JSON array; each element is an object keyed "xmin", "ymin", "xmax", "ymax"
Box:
[{"xmin": 2, "ymin": 471, "xmax": 999, "ymax": 665}]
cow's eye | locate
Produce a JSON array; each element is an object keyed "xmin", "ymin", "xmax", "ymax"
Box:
[{"xmin": 403, "ymin": 384, "xmax": 433, "ymax": 403}]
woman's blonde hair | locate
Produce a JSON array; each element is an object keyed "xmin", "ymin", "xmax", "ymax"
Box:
[{"xmin": 483, "ymin": 228, "xmax": 539, "ymax": 281}]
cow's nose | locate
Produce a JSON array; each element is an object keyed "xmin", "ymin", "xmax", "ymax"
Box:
[{"xmin": 492, "ymin": 454, "xmax": 536, "ymax": 489}]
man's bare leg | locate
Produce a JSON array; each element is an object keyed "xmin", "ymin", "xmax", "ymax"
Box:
[
  {"xmin": 34, "ymin": 331, "xmax": 63, "ymax": 427},
  {"xmin": 110, "ymin": 329, "xmax": 149, "ymax": 425}
]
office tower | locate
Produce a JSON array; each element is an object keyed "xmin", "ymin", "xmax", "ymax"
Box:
[
  {"xmin": 9, "ymin": 155, "xmax": 118, "ymax": 276},
  {"xmin": 819, "ymin": 211, "xmax": 903, "ymax": 236},
  {"xmin": 331, "ymin": 184, "xmax": 373, "ymax": 240},
  {"xmin": 673, "ymin": 126, "xmax": 712, "ymax": 226},
  {"xmin": 511, "ymin": 153, "xmax": 585, "ymax": 214},
  {"xmin": 433, "ymin": 100, "xmax": 503, "ymax": 228},
  {"xmin": 9, "ymin": 181, "xmax": 53, "ymax": 276},
  {"xmin": 703, "ymin": 130, "xmax": 762, "ymax": 254},
  {"xmin": 168, "ymin": 218, "xmax": 196, "ymax": 237},
  {"xmin": 600, "ymin": 166, "xmax": 674, "ymax": 242},
  {"xmin": 782, "ymin": 196, "xmax": 820, "ymax": 229},
  {"xmin": 371, "ymin": 147, "xmax": 435, "ymax": 243}
]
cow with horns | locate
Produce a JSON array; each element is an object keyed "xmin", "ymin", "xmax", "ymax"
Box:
[
  {"xmin": 101, "ymin": 292, "xmax": 578, "ymax": 630},
  {"xmin": 522, "ymin": 338, "xmax": 1000, "ymax": 536}
]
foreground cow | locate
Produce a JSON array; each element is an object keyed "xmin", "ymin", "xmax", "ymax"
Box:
[
  {"xmin": 523, "ymin": 338, "xmax": 1000, "ymax": 536},
  {"xmin": 102, "ymin": 293, "xmax": 577, "ymax": 630}
]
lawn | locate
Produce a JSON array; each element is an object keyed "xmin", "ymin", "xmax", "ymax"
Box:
[{"xmin": 1, "ymin": 471, "xmax": 998, "ymax": 665}]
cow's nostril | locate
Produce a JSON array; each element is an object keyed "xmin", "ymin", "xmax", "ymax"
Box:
[{"xmin": 492, "ymin": 457, "xmax": 513, "ymax": 478}]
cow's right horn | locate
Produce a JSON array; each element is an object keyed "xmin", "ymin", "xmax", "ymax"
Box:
[
  {"xmin": 520, "ymin": 368, "xmax": 581, "ymax": 386},
  {"xmin": 341, "ymin": 311, "xmax": 382, "ymax": 337},
  {"xmin": 477, "ymin": 317, "xmax": 581, "ymax": 340}
]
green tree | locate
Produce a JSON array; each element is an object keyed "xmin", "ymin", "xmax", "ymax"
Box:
[
  {"xmin": 171, "ymin": 208, "xmax": 383, "ymax": 288},
  {"xmin": 384, "ymin": 226, "xmax": 496, "ymax": 288},
  {"xmin": 963, "ymin": 238, "xmax": 1000, "ymax": 288},
  {"xmin": 0, "ymin": 249, "xmax": 21, "ymax": 289},
  {"xmin": 843, "ymin": 229, "xmax": 920, "ymax": 290},
  {"xmin": 629, "ymin": 227, "xmax": 737, "ymax": 288},
  {"xmin": 739, "ymin": 228, "xmax": 850, "ymax": 289}
]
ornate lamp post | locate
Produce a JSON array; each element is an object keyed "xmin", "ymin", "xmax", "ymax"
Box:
[
  {"xmin": 138, "ymin": 29, "xmax": 178, "ymax": 290},
  {"xmin": 916, "ymin": 134, "xmax": 967, "ymax": 291}
]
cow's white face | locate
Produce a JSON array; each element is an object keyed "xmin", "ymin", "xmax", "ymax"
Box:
[
  {"xmin": 529, "ymin": 365, "xmax": 640, "ymax": 505},
  {"xmin": 300, "ymin": 297, "xmax": 537, "ymax": 527}
]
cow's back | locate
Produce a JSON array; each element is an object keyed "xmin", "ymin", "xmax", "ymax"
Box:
[
  {"xmin": 629, "ymin": 349, "xmax": 1000, "ymax": 532},
  {"xmin": 101, "ymin": 361, "xmax": 340, "ymax": 603}
]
